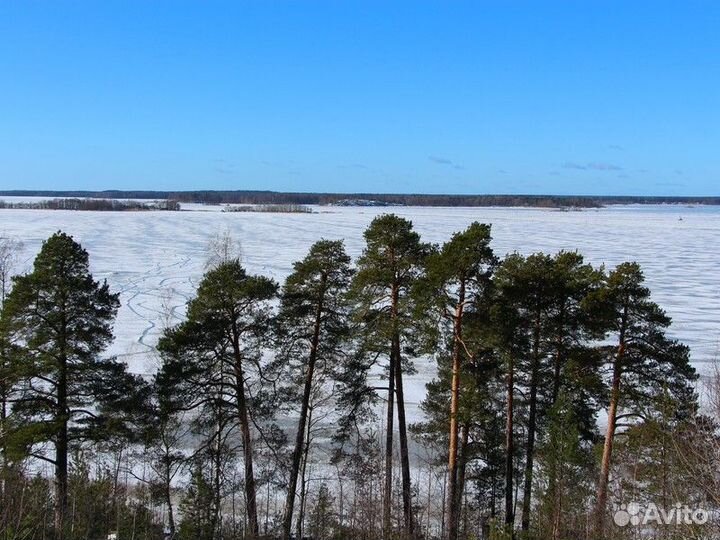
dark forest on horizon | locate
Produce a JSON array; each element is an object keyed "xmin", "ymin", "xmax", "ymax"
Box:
[{"xmin": 2, "ymin": 190, "xmax": 720, "ymax": 208}]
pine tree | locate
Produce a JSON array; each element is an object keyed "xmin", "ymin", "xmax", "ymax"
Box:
[
  {"xmin": 500, "ymin": 254, "xmax": 557, "ymax": 534},
  {"xmin": 141, "ymin": 371, "xmax": 191, "ymax": 538},
  {"xmin": 0, "ymin": 236, "xmax": 22, "ymax": 489},
  {"xmin": 534, "ymin": 392, "xmax": 594, "ymax": 540},
  {"xmin": 490, "ymin": 252, "xmax": 605, "ymax": 535},
  {"xmin": 157, "ymin": 259, "xmax": 277, "ymax": 539},
  {"xmin": 178, "ymin": 462, "xmax": 216, "ymax": 540},
  {"xmin": 413, "ymin": 325, "xmax": 504, "ymax": 538},
  {"xmin": 588, "ymin": 262, "xmax": 697, "ymax": 537},
  {"xmin": 415, "ymin": 222, "xmax": 497, "ymax": 539},
  {"xmin": 611, "ymin": 392, "xmax": 700, "ymax": 537},
  {"xmin": 0, "ymin": 231, "xmax": 146, "ymax": 539},
  {"xmin": 544, "ymin": 251, "xmax": 605, "ymax": 419},
  {"xmin": 306, "ymin": 483, "xmax": 337, "ymax": 540},
  {"xmin": 0, "ymin": 235, "xmax": 22, "ymax": 306},
  {"xmin": 490, "ymin": 254, "xmax": 534, "ymax": 533},
  {"xmin": 347, "ymin": 214, "xmax": 428, "ymax": 538},
  {"xmin": 276, "ymin": 239, "xmax": 352, "ymax": 539}
]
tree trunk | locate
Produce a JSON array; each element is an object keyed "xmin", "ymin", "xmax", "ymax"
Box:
[
  {"xmin": 440, "ymin": 468, "xmax": 447, "ymax": 540},
  {"xmin": 395, "ymin": 338, "xmax": 413, "ymax": 538},
  {"xmin": 337, "ymin": 467, "xmax": 345, "ymax": 531},
  {"xmin": 551, "ymin": 306, "xmax": 566, "ymax": 406},
  {"xmin": 383, "ymin": 336, "xmax": 396, "ymax": 539},
  {"xmin": 234, "ymin": 359, "xmax": 259, "ymax": 538},
  {"xmin": 425, "ymin": 465, "xmax": 432, "ymax": 535},
  {"xmin": 391, "ymin": 282, "xmax": 413, "ymax": 538},
  {"xmin": 282, "ymin": 274, "xmax": 326, "ymax": 539},
  {"xmin": 547, "ymin": 317, "xmax": 566, "ymax": 533},
  {"xmin": 504, "ymin": 353, "xmax": 514, "ymax": 532},
  {"xmin": 521, "ymin": 320, "xmax": 541, "ymax": 532},
  {"xmin": 54, "ymin": 348, "xmax": 68, "ymax": 540},
  {"xmin": 0, "ymin": 385, "xmax": 5, "ymax": 500},
  {"xmin": 55, "ymin": 422, "xmax": 68, "ymax": 539},
  {"xmin": 0, "ymin": 364, "xmax": 7, "ymax": 479},
  {"xmin": 157, "ymin": 432, "xmax": 177, "ymax": 537},
  {"xmin": 210, "ymin": 415, "xmax": 223, "ymax": 540},
  {"xmin": 297, "ymin": 405, "xmax": 313, "ymax": 540},
  {"xmin": 455, "ymin": 423, "xmax": 470, "ymax": 538},
  {"xmin": 594, "ymin": 342, "xmax": 624, "ymax": 538},
  {"xmin": 551, "ymin": 442, "xmax": 566, "ymax": 540},
  {"xmin": 165, "ymin": 457, "xmax": 176, "ymax": 538},
  {"xmin": 445, "ymin": 282, "xmax": 466, "ymax": 540}
]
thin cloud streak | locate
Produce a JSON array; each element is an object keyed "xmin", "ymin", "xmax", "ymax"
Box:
[{"xmin": 563, "ymin": 161, "xmax": 623, "ymax": 171}]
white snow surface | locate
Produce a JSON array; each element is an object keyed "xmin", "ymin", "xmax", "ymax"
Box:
[{"xmin": 1, "ymin": 203, "xmax": 719, "ymax": 420}]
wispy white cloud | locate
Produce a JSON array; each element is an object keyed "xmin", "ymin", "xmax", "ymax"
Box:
[
  {"xmin": 563, "ymin": 161, "xmax": 623, "ymax": 171},
  {"xmin": 429, "ymin": 155, "xmax": 464, "ymax": 170}
]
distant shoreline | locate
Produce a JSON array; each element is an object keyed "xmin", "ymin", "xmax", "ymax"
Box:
[{"xmin": 1, "ymin": 190, "xmax": 719, "ymax": 209}]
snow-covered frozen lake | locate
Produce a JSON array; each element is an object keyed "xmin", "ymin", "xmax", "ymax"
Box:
[{"xmin": 1, "ymin": 203, "xmax": 719, "ymax": 418}]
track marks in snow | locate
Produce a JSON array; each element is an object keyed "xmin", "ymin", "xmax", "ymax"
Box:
[{"xmin": 1, "ymin": 204, "xmax": 718, "ymax": 378}]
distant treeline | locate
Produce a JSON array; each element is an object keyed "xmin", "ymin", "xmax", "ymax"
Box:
[
  {"xmin": 0, "ymin": 198, "xmax": 180, "ymax": 211},
  {"xmin": 2, "ymin": 190, "xmax": 720, "ymax": 207}
]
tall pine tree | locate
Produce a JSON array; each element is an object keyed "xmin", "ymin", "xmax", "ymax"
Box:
[
  {"xmin": 415, "ymin": 222, "xmax": 496, "ymax": 540},
  {"xmin": 490, "ymin": 252, "xmax": 604, "ymax": 534},
  {"xmin": 588, "ymin": 262, "xmax": 697, "ymax": 537},
  {"xmin": 0, "ymin": 236, "xmax": 23, "ymax": 483},
  {"xmin": 348, "ymin": 214, "xmax": 428, "ymax": 538},
  {"xmin": 1, "ymin": 231, "xmax": 145, "ymax": 539},
  {"xmin": 157, "ymin": 259, "xmax": 277, "ymax": 539},
  {"xmin": 490, "ymin": 254, "xmax": 534, "ymax": 533},
  {"xmin": 277, "ymin": 239, "xmax": 353, "ymax": 538}
]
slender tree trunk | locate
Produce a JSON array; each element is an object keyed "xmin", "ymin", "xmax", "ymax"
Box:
[
  {"xmin": 282, "ymin": 275, "xmax": 326, "ymax": 538},
  {"xmin": 504, "ymin": 353, "xmax": 514, "ymax": 533},
  {"xmin": 391, "ymin": 283, "xmax": 413, "ymax": 538},
  {"xmin": 297, "ymin": 405, "xmax": 313, "ymax": 540},
  {"xmin": 547, "ymin": 319, "xmax": 566, "ymax": 533},
  {"xmin": 551, "ymin": 460, "xmax": 563, "ymax": 540},
  {"xmin": 210, "ymin": 416, "xmax": 223, "ymax": 540},
  {"xmin": 265, "ymin": 476, "xmax": 271, "ymax": 535},
  {"xmin": 594, "ymin": 305, "xmax": 627, "ymax": 538},
  {"xmin": 158, "ymin": 432, "xmax": 177, "ymax": 537},
  {"xmin": 337, "ymin": 467, "xmax": 345, "ymax": 531},
  {"xmin": 425, "ymin": 465, "xmax": 432, "ymax": 535},
  {"xmin": 54, "ymin": 349, "xmax": 68, "ymax": 540},
  {"xmin": 445, "ymin": 283, "xmax": 465, "ymax": 540},
  {"xmin": 551, "ymin": 306, "xmax": 566, "ymax": 405},
  {"xmin": 521, "ymin": 320, "xmax": 541, "ymax": 532},
  {"xmin": 0, "ymin": 335, "xmax": 8, "ymax": 475},
  {"xmin": 552, "ymin": 353, "xmax": 562, "ymax": 404},
  {"xmin": 383, "ymin": 338, "xmax": 396, "ymax": 539},
  {"xmin": 165, "ymin": 457, "xmax": 176, "ymax": 538},
  {"xmin": 594, "ymin": 343, "xmax": 624, "ymax": 538},
  {"xmin": 440, "ymin": 468, "xmax": 447, "ymax": 540},
  {"xmin": 455, "ymin": 423, "xmax": 470, "ymax": 539},
  {"xmin": 55, "ymin": 422, "xmax": 68, "ymax": 539},
  {"xmin": 0, "ymin": 385, "xmax": 5, "ymax": 500},
  {"xmin": 116, "ymin": 450, "xmax": 126, "ymax": 535},
  {"xmin": 395, "ymin": 339, "xmax": 413, "ymax": 538},
  {"xmin": 0, "ymin": 365, "xmax": 7, "ymax": 481},
  {"xmin": 233, "ymin": 358, "xmax": 259, "ymax": 538}
]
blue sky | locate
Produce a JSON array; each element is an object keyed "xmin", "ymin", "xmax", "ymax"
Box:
[{"xmin": 1, "ymin": 1, "xmax": 718, "ymax": 195}]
